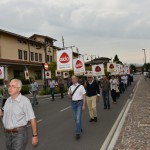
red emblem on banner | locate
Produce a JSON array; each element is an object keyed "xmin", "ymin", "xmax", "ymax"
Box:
[
  {"xmin": 75, "ymin": 60, "xmax": 83, "ymax": 69},
  {"xmin": 95, "ymin": 66, "xmax": 101, "ymax": 72},
  {"xmin": 0, "ymin": 69, "xmax": 2, "ymax": 75},
  {"xmin": 109, "ymin": 64, "xmax": 114, "ymax": 69},
  {"xmin": 59, "ymin": 52, "xmax": 70, "ymax": 63}
]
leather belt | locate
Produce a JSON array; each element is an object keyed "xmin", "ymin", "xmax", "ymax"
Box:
[
  {"xmin": 72, "ymin": 100, "xmax": 82, "ymax": 102},
  {"xmin": 5, "ymin": 126, "xmax": 25, "ymax": 133}
]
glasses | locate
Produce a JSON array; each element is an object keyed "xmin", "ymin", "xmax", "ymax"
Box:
[{"xmin": 8, "ymin": 85, "xmax": 20, "ymax": 89}]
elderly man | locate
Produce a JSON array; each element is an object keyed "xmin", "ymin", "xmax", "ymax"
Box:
[
  {"xmin": 0, "ymin": 79, "xmax": 38, "ymax": 150},
  {"xmin": 85, "ymin": 75, "xmax": 100, "ymax": 122},
  {"xmin": 68, "ymin": 76, "xmax": 86, "ymax": 140}
]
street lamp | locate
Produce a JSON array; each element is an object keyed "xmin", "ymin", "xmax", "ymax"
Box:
[
  {"xmin": 142, "ymin": 49, "xmax": 146, "ymax": 64},
  {"xmin": 86, "ymin": 55, "xmax": 97, "ymax": 61}
]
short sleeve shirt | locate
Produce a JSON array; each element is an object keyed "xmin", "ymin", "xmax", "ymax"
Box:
[
  {"xmin": 68, "ymin": 83, "xmax": 86, "ymax": 101},
  {"xmin": 3, "ymin": 94, "xmax": 35, "ymax": 129}
]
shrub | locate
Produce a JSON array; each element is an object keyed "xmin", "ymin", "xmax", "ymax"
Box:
[{"xmin": 21, "ymin": 85, "xmax": 30, "ymax": 95}]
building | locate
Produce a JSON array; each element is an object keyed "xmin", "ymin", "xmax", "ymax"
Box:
[{"xmin": 0, "ymin": 29, "xmax": 80, "ymax": 85}]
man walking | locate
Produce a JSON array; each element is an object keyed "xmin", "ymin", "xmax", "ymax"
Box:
[
  {"xmin": 49, "ymin": 79, "xmax": 56, "ymax": 101},
  {"xmin": 0, "ymin": 79, "xmax": 38, "ymax": 150},
  {"xmin": 30, "ymin": 79, "xmax": 38, "ymax": 106},
  {"xmin": 68, "ymin": 76, "xmax": 86, "ymax": 140},
  {"xmin": 101, "ymin": 76, "xmax": 110, "ymax": 109},
  {"xmin": 85, "ymin": 75, "xmax": 100, "ymax": 122},
  {"xmin": 58, "ymin": 77, "xmax": 65, "ymax": 99}
]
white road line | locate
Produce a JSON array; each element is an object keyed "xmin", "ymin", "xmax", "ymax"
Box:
[
  {"xmin": 27, "ymin": 119, "xmax": 42, "ymax": 127},
  {"xmin": 133, "ymin": 86, "xmax": 136, "ymax": 92},
  {"xmin": 130, "ymin": 93, "xmax": 133, "ymax": 97},
  {"xmin": 60, "ymin": 106, "xmax": 71, "ymax": 112}
]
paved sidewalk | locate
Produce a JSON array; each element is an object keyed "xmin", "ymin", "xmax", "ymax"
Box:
[{"xmin": 114, "ymin": 76, "xmax": 150, "ymax": 150}]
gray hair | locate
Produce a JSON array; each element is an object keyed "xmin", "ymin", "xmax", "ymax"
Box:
[{"xmin": 11, "ymin": 79, "xmax": 22, "ymax": 88}]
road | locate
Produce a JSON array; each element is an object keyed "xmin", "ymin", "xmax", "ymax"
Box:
[{"xmin": 0, "ymin": 76, "xmax": 139, "ymax": 150}]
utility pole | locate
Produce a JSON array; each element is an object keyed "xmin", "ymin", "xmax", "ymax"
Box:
[
  {"xmin": 62, "ymin": 36, "xmax": 65, "ymax": 48},
  {"xmin": 142, "ymin": 49, "xmax": 146, "ymax": 64}
]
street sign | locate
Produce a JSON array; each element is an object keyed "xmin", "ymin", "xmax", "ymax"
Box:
[{"xmin": 44, "ymin": 63, "xmax": 49, "ymax": 70}]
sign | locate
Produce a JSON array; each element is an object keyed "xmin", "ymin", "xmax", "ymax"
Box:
[
  {"xmin": 84, "ymin": 70, "xmax": 93, "ymax": 76},
  {"xmin": 45, "ymin": 71, "xmax": 51, "ymax": 79},
  {"xmin": 0, "ymin": 67, "xmax": 4, "ymax": 79},
  {"xmin": 107, "ymin": 63, "xmax": 116, "ymax": 73},
  {"xmin": 24, "ymin": 70, "xmax": 29, "ymax": 80},
  {"xmin": 55, "ymin": 70, "xmax": 61, "ymax": 77},
  {"xmin": 44, "ymin": 63, "xmax": 49, "ymax": 71},
  {"xmin": 124, "ymin": 64, "xmax": 130, "ymax": 74},
  {"xmin": 73, "ymin": 57, "xmax": 85, "ymax": 75},
  {"xmin": 57, "ymin": 49, "xmax": 73, "ymax": 71},
  {"xmin": 63, "ymin": 72, "xmax": 69, "ymax": 78},
  {"xmin": 92, "ymin": 64, "xmax": 105, "ymax": 76}
]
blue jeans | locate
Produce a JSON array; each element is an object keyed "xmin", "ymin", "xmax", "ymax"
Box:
[
  {"xmin": 50, "ymin": 87, "xmax": 55, "ymax": 99},
  {"xmin": 32, "ymin": 91, "xmax": 38, "ymax": 105},
  {"xmin": 102, "ymin": 91, "xmax": 110, "ymax": 108},
  {"xmin": 5, "ymin": 126, "xmax": 27, "ymax": 150},
  {"xmin": 71, "ymin": 100, "xmax": 83, "ymax": 134}
]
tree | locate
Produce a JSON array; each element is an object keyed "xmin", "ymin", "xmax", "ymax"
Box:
[
  {"xmin": 113, "ymin": 54, "xmax": 123, "ymax": 64},
  {"xmin": 48, "ymin": 61, "xmax": 57, "ymax": 79},
  {"xmin": 130, "ymin": 64, "xmax": 137, "ymax": 73}
]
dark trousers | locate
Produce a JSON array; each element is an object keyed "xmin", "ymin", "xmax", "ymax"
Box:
[
  {"xmin": 59, "ymin": 87, "xmax": 64, "ymax": 98},
  {"xmin": 32, "ymin": 91, "xmax": 38, "ymax": 105},
  {"xmin": 111, "ymin": 89, "xmax": 116, "ymax": 102},
  {"xmin": 5, "ymin": 126, "xmax": 27, "ymax": 150},
  {"xmin": 102, "ymin": 91, "xmax": 110, "ymax": 108}
]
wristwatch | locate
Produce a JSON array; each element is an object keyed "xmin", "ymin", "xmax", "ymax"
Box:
[{"xmin": 32, "ymin": 134, "xmax": 38, "ymax": 137}]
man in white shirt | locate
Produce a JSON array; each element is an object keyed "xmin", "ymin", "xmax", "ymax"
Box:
[
  {"xmin": 68, "ymin": 76, "xmax": 86, "ymax": 140},
  {"xmin": 0, "ymin": 79, "xmax": 38, "ymax": 150}
]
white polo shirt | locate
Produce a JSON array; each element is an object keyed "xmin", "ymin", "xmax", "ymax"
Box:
[{"xmin": 68, "ymin": 83, "xmax": 86, "ymax": 101}]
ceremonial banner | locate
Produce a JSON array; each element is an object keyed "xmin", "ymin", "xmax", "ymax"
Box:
[
  {"xmin": 55, "ymin": 70, "xmax": 61, "ymax": 77},
  {"xmin": 92, "ymin": 64, "xmax": 105, "ymax": 76},
  {"xmin": 24, "ymin": 70, "xmax": 29, "ymax": 80},
  {"xmin": 63, "ymin": 72, "xmax": 69, "ymax": 78},
  {"xmin": 107, "ymin": 63, "xmax": 116, "ymax": 73},
  {"xmin": 45, "ymin": 71, "xmax": 51, "ymax": 79},
  {"xmin": 124, "ymin": 64, "xmax": 130, "ymax": 74},
  {"xmin": 0, "ymin": 67, "xmax": 4, "ymax": 79},
  {"xmin": 84, "ymin": 70, "xmax": 93, "ymax": 76},
  {"xmin": 73, "ymin": 57, "xmax": 85, "ymax": 75},
  {"xmin": 57, "ymin": 49, "xmax": 73, "ymax": 71}
]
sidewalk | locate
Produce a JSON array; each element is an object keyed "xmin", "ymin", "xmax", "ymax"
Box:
[{"xmin": 114, "ymin": 76, "xmax": 150, "ymax": 150}]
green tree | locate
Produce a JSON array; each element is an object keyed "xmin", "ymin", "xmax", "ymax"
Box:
[
  {"xmin": 113, "ymin": 54, "xmax": 123, "ymax": 64},
  {"xmin": 48, "ymin": 61, "xmax": 57, "ymax": 79},
  {"xmin": 130, "ymin": 64, "xmax": 137, "ymax": 73}
]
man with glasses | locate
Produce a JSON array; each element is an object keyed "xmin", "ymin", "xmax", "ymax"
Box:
[
  {"xmin": 85, "ymin": 75, "xmax": 100, "ymax": 122},
  {"xmin": 0, "ymin": 79, "xmax": 38, "ymax": 150}
]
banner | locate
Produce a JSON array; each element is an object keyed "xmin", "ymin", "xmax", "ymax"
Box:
[
  {"xmin": 107, "ymin": 63, "xmax": 116, "ymax": 73},
  {"xmin": 124, "ymin": 64, "xmax": 130, "ymax": 74},
  {"xmin": 55, "ymin": 70, "xmax": 61, "ymax": 77},
  {"xmin": 0, "ymin": 67, "xmax": 4, "ymax": 79},
  {"xmin": 45, "ymin": 71, "xmax": 51, "ymax": 79},
  {"xmin": 24, "ymin": 71, "xmax": 29, "ymax": 80},
  {"xmin": 92, "ymin": 64, "xmax": 105, "ymax": 76},
  {"xmin": 57, "ymin": 49, "xmax": 73, "ymax": 71},
  {"xmin": 73, "ymin": 57, "xmax": 85, "ymax": 75},
  {"xmin": 84, "ymin": 70, "xmax": 93, "ymax": 76},
  {"xmin": 63, "ymin": 72, "xmax": 69, "ymax": 78}
]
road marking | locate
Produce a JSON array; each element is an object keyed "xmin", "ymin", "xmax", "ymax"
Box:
[
  {"xmin": 60, "ymin": 106, "xmax": 71, "ymax": 112},
  {"xmin": 130, "ymin": 93, "xmax": 133, "ymax": 97},
  {"xmin": 133, "ymin": 86, "xmax": 136, "ymax": 92},
  {"xmin": 27, "ymin": 119, "xmax": 42, "ymax": 127}
]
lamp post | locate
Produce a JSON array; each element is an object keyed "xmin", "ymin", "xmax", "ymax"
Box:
[{"xmin": 142, "ymin": 49, "xmax": 146, "ymax": 64}]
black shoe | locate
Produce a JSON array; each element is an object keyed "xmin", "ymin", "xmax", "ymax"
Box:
[
  {"xmin": 81, "ymin": 128, "xmax": 83, "ymax": 133},
  {"xmin": 89, "ymin": 118, "xmax": 94, "ymax": 122},
  {"xmin": 76, "ymin": 134, "xmax": 80, "ymax": 140},
  {"xmin": 36, "ymin": 102, "xmax": 38, "ymax": 105},
  {"xmin": 104, "ymin": 107, "xmax": 107, "ymax": 109},
  {"xmin": 94, "ymin": 117, "xmax": 97, "ymax": 122}
]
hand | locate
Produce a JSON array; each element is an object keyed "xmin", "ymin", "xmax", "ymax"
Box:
[
  {"xmin": 96, "ymin": 96, "xmax": 100, "ymax": 102},
  {"xmin": 32, "ymin": 136, "xmax": 38, "ymax": 146},
  {"xmin": 82, "ymin": 105, "xmax": 85, "ymax": 111}
]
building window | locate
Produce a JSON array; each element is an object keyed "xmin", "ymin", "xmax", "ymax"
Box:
[
  {"xmin": 30, "ymin": 52, "xmax": 34, "ymax": 61},
  {"xmin": 46, "ymin": 55, "xmax": 49, "ymax": 62},
  {"xmin": 24, "ymin": 51, "xmax": 28, "ymax": 60},
  {"xmin": 35, "ymin": 53, "xmax": 38, "ymax": 61},
  {"xmin": 39, "ymin": 54, "xmax": 42, "ymax": 62},
  {"xmin": 14, "ymin": 70, "xmax": 24, "ymax": 78},
  {"xmin": 18, "ymin": 49, "xmax": 22, "ymax": 60},
  {"xmin": 50, "ymin": 56, "xmax": 53, "ymax": 62},
  {"xmin": 35, "ymin": 70, "xmax": 42, "ymax": 80}
]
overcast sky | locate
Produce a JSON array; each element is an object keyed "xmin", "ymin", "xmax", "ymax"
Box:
[{"xmin": 0, "ymin": 0, "xmax": 150, "ymax": 65}]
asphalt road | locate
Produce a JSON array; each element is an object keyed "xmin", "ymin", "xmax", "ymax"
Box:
[{"xmin": 0, "ymin": 76, "xmax": 139, "ymax": 150}]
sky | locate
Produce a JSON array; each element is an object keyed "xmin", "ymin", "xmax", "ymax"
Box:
[{"xmin": 0, "ymin": 0, "xmax": 150, "ymax": 65}]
